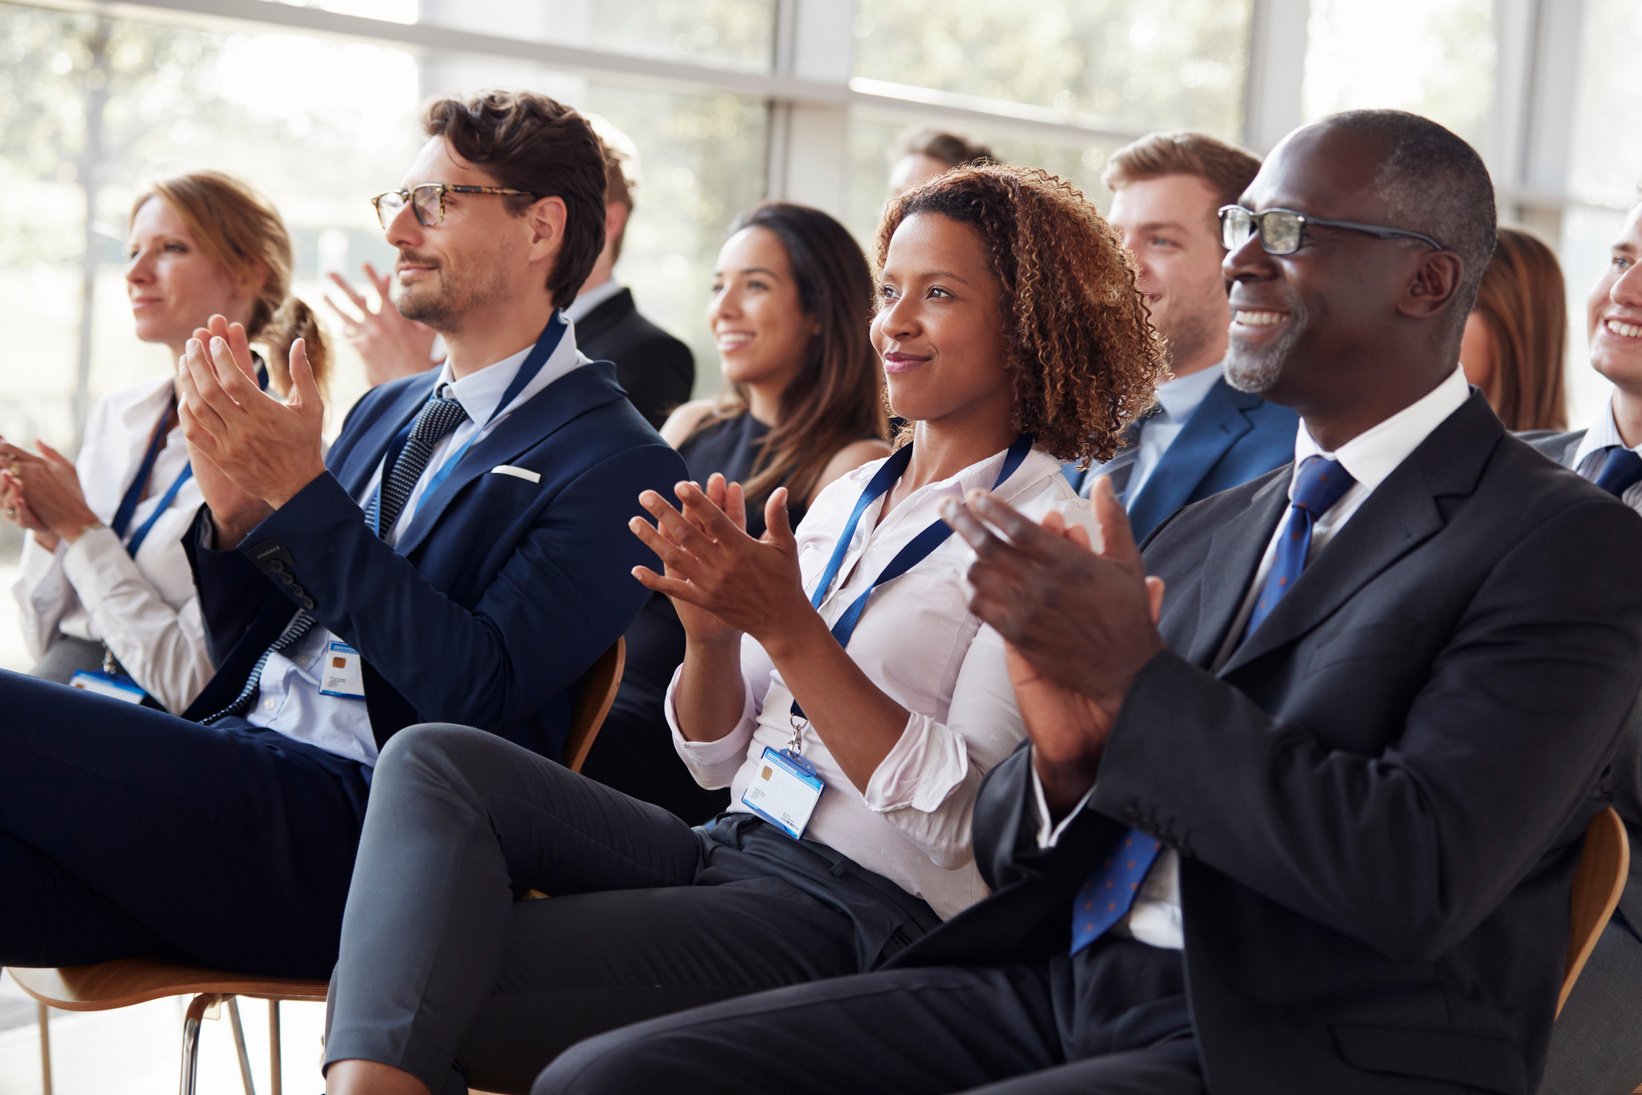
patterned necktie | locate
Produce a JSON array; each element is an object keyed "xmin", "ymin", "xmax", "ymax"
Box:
[
  {"xmin": 1070, "ymin": 830, "xmax": 1164, "ymax": 955},
  {"xmin": 1239, "ymin": 455, "xmax": 1356, "ymax": 641},
  {"xmin": 1590, "ymin": 446, "xmax": 1642, "ymax": 498},
  {"xmin": 204, "ymin": 390, "xmax": 468, "ymax": 723}
]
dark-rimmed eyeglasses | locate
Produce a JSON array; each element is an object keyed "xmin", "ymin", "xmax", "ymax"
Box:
[
  {"xmin": 1218, "ymin": 205, "xmax": 1446, "ymax": 256},
  {"xmin": 371, "ymin": 183, "xmax": 537, "ymax": 229}
]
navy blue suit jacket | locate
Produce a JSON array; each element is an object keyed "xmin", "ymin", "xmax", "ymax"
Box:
[
  {"xmin": 182, "ymin": 360, "xmax": 684, "ymax": 762},
  {"xmin": 1120, "ymin": 376, "xmax": 1297, "ymax": 541}
]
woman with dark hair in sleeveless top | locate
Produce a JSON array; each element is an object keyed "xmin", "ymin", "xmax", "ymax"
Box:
[{"xmin": 579, "ymin": 202, "xmax": 889, "ymax": 820}]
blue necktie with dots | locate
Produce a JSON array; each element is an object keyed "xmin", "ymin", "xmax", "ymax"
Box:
[
  {"xmin": 1239, "ymin": 455, "xmax": 1355, "ymax": 640},
  {"xmin": 1590, "ymin": 446, "xmax": 1642, "ymax": 498},
  {"xmin": 1067, "ymin": 456, "xmax": 1355, "ymax": 956}
]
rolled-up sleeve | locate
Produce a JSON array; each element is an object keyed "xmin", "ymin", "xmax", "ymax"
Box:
[{"xmin": 665, "ymin": 633, "xmax": 772, "ymax": 790}]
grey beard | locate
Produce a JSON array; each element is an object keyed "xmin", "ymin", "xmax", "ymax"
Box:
[{"xmin": 1225, "ymin": 324, "xmax": 1299, "ymax": 394}]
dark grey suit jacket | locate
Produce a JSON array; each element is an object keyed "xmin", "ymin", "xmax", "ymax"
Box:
[
  {"xmin": 575, "ymin": 288, "xmax": 694, "ymax": 429},
  {"xmin": 898, "ymin": 396, "xmax": 1642, "ymax": 1094}
]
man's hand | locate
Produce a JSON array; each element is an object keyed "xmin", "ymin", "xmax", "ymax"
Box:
[
  {"xmin": 177, "ymin": 314, "xmax": 326, "ymax": 543},
  {"xmin": 326, "ymin": 263, "xmax": 438, "ymax": 386},
  {"xmin": 942, "ymin": 478, "xmax": 1166, "ymax": 812}
]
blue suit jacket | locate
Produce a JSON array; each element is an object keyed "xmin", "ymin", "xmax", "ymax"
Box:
[
  {"xmin": 182, "ymin": 360, "xmax": 685, "ymax": 762},
  {"xmin": 1120, "ymin": 376, "xmax": 1297, "ymax": 541}
]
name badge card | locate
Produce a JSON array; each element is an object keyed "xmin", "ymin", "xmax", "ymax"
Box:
[
  {"xmin": 68, "ymin": 670, "xmax": 147, "ymax": 704},
  {"xmin": 742, "ymin": 746, "xmax": 824, "ymax": 840},
  {"xmin": 319, "ymin": 641, "xmax": 366, "ymax": 699}
]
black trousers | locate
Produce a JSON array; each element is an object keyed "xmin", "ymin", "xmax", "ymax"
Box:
[
  {"xmin": 535, "ymin": 936, "xmax": 1201, "ymax": 1094},
  {"xmin": 0, "ymin": 669, "xmax": 371, "ymax": 977},
  {"xmin": 323, "ymin": 722, "xmax": 940, "ymax": 1095}
]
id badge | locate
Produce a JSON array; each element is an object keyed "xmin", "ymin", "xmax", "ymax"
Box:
[
  {"xmin": 742, "ymin": 745, "xmax": 825, "ymax": 840},
  {"xmin": 318, "ymin": 641, "xmax": 366, "ymax": 699},
  {"xmin": 68, "ymin": 669, "xmax": 147, "ymax": 704}
]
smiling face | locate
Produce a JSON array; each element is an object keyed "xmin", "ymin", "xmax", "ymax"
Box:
[
  {"xmin": 706, "ymin": 225, "xmax": 816, "ymax": 401},
  {"xmin": 126, "ymin": 196, "xmax": 257, "ymax": 357},
  {"xmin": 1588, "ymin": 202, "xmax": 1642, "ymax": 393},
  {"xmin": 1108, "ymin": 173, "xmax": 1230, "ymax": 377},
  {"xmin": 872, "ymin": 212, "xmax": 1013, "ymax": 437},
  {"xmin": 384, "ymin": 136, "xmax": 532, "ymax": 336},
  {"xmin": 1221, "ymin": 125, "xmax": 1439, "ymax": 427}
]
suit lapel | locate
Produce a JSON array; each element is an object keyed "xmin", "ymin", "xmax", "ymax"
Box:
[
  {"xmin": 1219, "ymin": 395, "xmax": 1500, "ymax": 676},
  {"xmin": 1127, "ymin": 379, "xmax": 1253, "ymax": 539},
  {"xmin": 333, "ymin": 374, "xmax": 437, "ymax": 498},
  {"xmin": 394, "ymin": 364, "xmax": 618, "ymax": 556},
  {"xmin": 1184, "ymin": 471, "xmax": 1289, "ymax": 667}
]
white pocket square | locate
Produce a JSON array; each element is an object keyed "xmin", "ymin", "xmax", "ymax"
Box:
[{"xmin": 490, "ymin": 465, "xmax": 541, "ymax": 484}]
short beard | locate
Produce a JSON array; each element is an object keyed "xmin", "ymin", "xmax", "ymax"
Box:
[
  {"xmin": 1225, "ymin": 316, "xmax": 1302, "ymax": 394},
  {"xmin": 398, "ymin": 291, "xmax": 459, "ymax": 336}
]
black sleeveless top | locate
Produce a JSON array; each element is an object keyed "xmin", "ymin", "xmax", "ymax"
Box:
[{"xmin": 580, "ymin": 411, "xmax": 805, "ymax": 822}]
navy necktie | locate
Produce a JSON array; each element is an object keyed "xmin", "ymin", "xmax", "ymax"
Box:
[
  {"xmin": 204, "ymin": 390, "xmax": 468, "ymax": 724},
  {"xmin": 1240, "ymin": 455, "xmax": 1356, "ymax": 641},
  {"xmin": 1590, "ymin": 446, "xmax": 1642, "ymax": 498}
]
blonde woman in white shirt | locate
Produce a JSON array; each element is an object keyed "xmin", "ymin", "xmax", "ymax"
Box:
[
  {"xmin": 323, "ymin": 162, "xmax": 1166, "ymax": 1095},
  {"xmin": 1, "ymin": 171, "xmax": 328, "ymax": 712}
]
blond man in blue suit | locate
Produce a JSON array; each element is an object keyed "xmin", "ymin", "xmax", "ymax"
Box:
[{"xmin": 1072, "ymin": 132, "xmax": 1296, "ymax": 540}]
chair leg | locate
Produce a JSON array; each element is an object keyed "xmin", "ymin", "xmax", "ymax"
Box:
[
  {"xmin": 36, "ymin": 1003, "xmax": 53, "ymax": 1095},
  {"xmin": 269, "ymin": 999, "xmax": 283, "ymax": 1095},
  {"xmin": 228, "ymin": 996, "xmax": 257, "ymax": 1095},
  {"xmin": 179, "ymin": 993, "xmax": 226, "ymax": 1095}
]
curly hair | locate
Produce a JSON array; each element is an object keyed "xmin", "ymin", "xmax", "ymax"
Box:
[{"xmin": 876, "ymin": 164, "xmax": 1166, "ymax": 464}]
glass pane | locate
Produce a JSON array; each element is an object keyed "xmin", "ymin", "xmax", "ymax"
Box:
[
  {"xmin": 845, "ymin": 110, "xmax": 1123, "ymax": 249},
  {"xmin": 1301, "ymin": 0, "xmax": 1495, "ymax": 155},
  {"xmin": 1568, "ymin": 0, "xmax": 1642, "ymax": 201},
  {"xmin": 852, "ymin": 0, "xmax": 1252, "ymax": 137}
]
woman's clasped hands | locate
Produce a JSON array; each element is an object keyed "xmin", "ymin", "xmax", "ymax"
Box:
[
  {"xmin": 0, "ymin": 437, "xmax": 100, "ymax": 550},
  {"xmin": 630, "ymin": 473, "xmax": 812, "ymax": 646}
]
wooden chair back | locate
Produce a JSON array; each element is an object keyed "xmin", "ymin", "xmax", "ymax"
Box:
[{"xmin": 1560, "ymin": 806, "xmax": 1629, "ymax": 1017}]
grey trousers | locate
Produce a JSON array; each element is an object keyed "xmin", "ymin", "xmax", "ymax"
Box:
[
  {"xmin": 322, "ymin": 723, "xmax": 939, "ymax": 1095},
  {"xmin": 29, "ymin": 634, "xmax": 106, "ymax": 685},
  {"xmin": 1540, "ymin": 910, "xmax": 1642, "ymax": 1094}
]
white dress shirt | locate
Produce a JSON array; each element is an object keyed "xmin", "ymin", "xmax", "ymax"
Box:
[
  {"xmin": 1127, "ymin": 364, "xmax": 1226, "ymax": 499},
  {"xmin": 247, "ymin": 321, "xmax": 586, "ymax": 766},
  {"xmin": 1571, "ymin": 397, "xmax": 1642, "ymax": 509},
  {"xmin": 1036, "ymin": 367, "xmax": 1472, "ymax": 950},
  {"xmin": 665, "ymin": 445, "xmax": 1089, "ymax": 920},
  {"xmin": 13, "ymin": 375, "xmax": 210, "ymax": 713},
  {"xmin": 564, "ymin": 278, "xmax": 624, "ymax": 325}
]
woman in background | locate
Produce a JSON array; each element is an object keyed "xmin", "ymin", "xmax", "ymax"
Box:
[
  {"xmin": 580, "ymin": 201, "xmax": 888, "ymax": 821},
  {"xmin": 1459, "ymin": 225, "xmax": 1568, "ymax": 431},
  {"xmin": 1, "ymin": 170, "xmax": 328, "ymax": 712}
]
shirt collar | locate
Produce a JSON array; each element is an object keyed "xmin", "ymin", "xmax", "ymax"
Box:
[
  {"xmin": 1573, "ymin": 396, "xmax": 1638, "ymax": 465},
  {"xmin": 1290, "ymin": 367, "xmax": 1470, "ymax": 496},
  {"xmin": 565, "ymin": 278, "xmax": 624, "ymax": 323},
  {"xmin": 1153, "ymin": 363, "xmax": 1224, "ymax": 422}
]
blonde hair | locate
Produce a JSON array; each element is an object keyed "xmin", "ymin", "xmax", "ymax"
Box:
[{"xmin": 133, "ymin": 170, "xmax": 329, "ymax": 397}]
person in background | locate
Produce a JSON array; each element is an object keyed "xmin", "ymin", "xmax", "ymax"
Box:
[
  {"xmin": 1, "ymin": 170, "xmax": 329, "ymax": 713},
  {"xmin": 1070, "ymin": 131, "xmax": 1296, "ymax": 541},
  {"xmin": 580, "ymin": 201, "xmax": 888, "ymax": 821},
  {"xmin": 319, "ymin": 161, "xmax": 1165, "ymax": 1095},
  {"xmin": 1534, "ymin": 192, "xmax": 1642, "ymax": 1095},
  {"xmin": 565, "ymin": 118, "xmax": 696, "ymax": 429},
  {"xmin": 1460, "ymin": 225, "xmax": 1569, "ymax": 431},
  {"xmin": 888, "ymin": 126, "xmax": 997, "ymax": 196}
]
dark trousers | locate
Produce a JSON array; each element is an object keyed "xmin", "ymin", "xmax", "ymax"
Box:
[
  {"xmin": 0, "ymin": 669, "xmax": 371, "ymax": 977},
  {"xmin": 323, "ymin": 723, "xmax": 939, "ymax": 1095},
  {"xmin": 536, "ymin": 936, "xmax": 1201, "ymax": 1095}
]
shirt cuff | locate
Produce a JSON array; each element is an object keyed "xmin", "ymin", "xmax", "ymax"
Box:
[
  {"xmin": 59, "ymin": 525, "xmax": 133, "ymax": 599},
  {"xmin": 1031, "ymin": 751, "xmax": 1098, "ymax": 848},
  {"xmin": 862, "ymin": 711, "xmax": 969, "ymax": 813}
]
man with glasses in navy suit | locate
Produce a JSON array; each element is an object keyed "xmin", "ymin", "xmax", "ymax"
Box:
[{"xmin": 0, "ymin": 89, "xmax": 682, "ymax": 979}]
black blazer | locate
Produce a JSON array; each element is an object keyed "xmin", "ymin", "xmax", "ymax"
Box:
[
  {"xmin": 576, "ymin": 288, "xmax": 695, "ymax": 429},
  {"xmin": 182, "ymin": 361, "xmax": 685, "ymax": 762},
  {"xmin": 896, "ymin": 395, "xmax": 1642, "ymax": 1094}
]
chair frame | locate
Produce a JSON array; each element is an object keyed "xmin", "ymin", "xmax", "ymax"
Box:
[
  {"xmin": 1559, "ymin": 805, "xmax": 1629, "ymax": 1017},
  {"xmin": 9, "ymin": 638, "xmax": 623, "ymax": 1095}
]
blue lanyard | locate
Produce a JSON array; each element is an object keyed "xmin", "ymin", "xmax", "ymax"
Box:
[
  {"xmin": 791, "ymin": 434, "xmax": 1033, "ymax": 723},
  {"xmin": 116, "ymin": 363, "xmax": 269, "ymax": 557},
  {"xmin": 370, "ymin": 313, "xmax": 567, "ymax": 536}
]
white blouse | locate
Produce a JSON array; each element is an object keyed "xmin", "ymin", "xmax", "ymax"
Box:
[
  {"xmin": 667, "ymin": 444, "xmax": 1090, "ymax": 920},
  {"xmin": 12, "ymin": 375, "xmax": 210, "ymax": 713}
]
